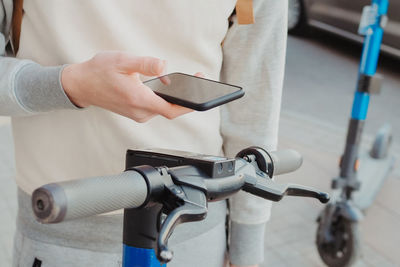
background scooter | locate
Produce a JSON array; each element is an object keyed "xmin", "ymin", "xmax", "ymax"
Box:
[{"xmin": 315, "ymin": 1, "xmax": 395, "ymax": 266}]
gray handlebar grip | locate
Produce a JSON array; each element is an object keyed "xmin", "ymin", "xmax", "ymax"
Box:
[
  {"xmin": 270, "ymin": 149, "xmax": 303, "ymax": 176},
  {"xmin": 31, "ymin": 170, "xmax": 148, "ymax": 224}
]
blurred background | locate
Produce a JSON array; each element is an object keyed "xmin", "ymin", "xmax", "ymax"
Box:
[
  {"xmin": 264, "ymin": 1, "xmax": 400, "ymax": 266},
  {"xmin": 1, "ymin": 1, "xmax": 399, "ymax": 266},
  {"xmin": 264, "ymin": 30, "xmax": 400, "ymax": 266}
]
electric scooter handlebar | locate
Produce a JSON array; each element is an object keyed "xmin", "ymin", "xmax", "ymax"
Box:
[
  {"xmin": 32, "ymin": 147, "xmax": 329, "ymax": 263},
  {"xmin": 32, "ymin": 147, "xmax": 328, "ymax": 225}
]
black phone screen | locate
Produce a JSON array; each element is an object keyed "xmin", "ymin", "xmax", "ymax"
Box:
[{"xmin": 144, "ymin": 73, "xmax": 243, "ymax": 110}]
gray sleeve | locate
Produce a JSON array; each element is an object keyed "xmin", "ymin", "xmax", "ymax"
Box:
[
  {"xmin": 14, "ymin": 63, "xmax": 79, "ymax": 113},
  {"xmin": 0, "ymin": 1, "xmax": 78, "ymax": 116},
  {"xmin": 220, "ymin": 0, "xmax": 288, "ymax": 265},
  {"xmin": 0, "ymin": 50, "xmax": 78, "ymax": 116}
]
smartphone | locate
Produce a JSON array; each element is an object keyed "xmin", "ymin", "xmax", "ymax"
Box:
[{"xmin": 144, "ymin": 72, "xmax": 244, "ymax": 111}]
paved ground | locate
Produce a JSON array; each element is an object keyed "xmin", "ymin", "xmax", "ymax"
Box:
[{"xmin": 1, "ymin": 32, "xmax": 399, "ymax": 266}]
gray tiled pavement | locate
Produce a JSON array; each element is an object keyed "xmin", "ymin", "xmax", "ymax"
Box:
[{"xmin": 1, "ymin": 112, "xmax": 399, "ymax": 266}]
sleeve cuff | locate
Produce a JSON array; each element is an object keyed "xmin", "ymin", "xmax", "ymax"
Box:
[
  {"xmin": 229, "ymin": 221, "xmax": 266, "ymax": 266},
  {"xmin": 14, "ymin": 63, "xmax": 81, "ymax": 113}
]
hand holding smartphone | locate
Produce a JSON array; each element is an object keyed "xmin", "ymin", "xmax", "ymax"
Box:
[{"xmin": 144, "ymin": 73, "xmax": 244, "ymax": 111}]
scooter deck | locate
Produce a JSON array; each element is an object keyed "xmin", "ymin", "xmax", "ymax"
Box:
[{"xmin": 352, "ymin": 151, "xmax": 395, "ymax": 210}]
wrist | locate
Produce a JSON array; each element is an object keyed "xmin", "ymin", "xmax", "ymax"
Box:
[{"xmin": 61, "ymin": 63, "xmax": 88, "ymax": 108}]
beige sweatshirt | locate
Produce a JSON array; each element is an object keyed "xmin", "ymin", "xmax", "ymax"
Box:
[{"xmin": 13, "ymin": 0, "xmax": 234, "ymax": 193}]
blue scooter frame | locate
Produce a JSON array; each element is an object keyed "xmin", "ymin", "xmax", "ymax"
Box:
[
  {"xmin": 123, "ymin": 246, "xmax": 165, "ymax": 267},
  {"xmin": 341, "ymin": 0, "xmax": 388, "ymax": 192},
  {"xmin": 353, "ymin": 0, "xmax": 387, "ymax": 120},
  {"xmin": 122, "ymin": 205, "xmax": 166, "ymax": 267}
]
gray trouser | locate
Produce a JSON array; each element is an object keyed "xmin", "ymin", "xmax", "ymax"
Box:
[{"xmin": 14, "ymin": 189, "xmax": 227, "ymax": 267}]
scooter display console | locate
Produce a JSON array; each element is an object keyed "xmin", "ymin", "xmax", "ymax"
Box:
[{"xmin": 126, "ymin": 148, "xmax": 235, "ymax": 178}]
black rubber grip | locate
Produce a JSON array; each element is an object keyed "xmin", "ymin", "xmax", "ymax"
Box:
[
  {"xmin": 31, "ymin": 170, "xmax": 148, "ymax": 223},
  {"xmin": 269, "ymin": 149, "xmax": 303, "ymax": 176}
]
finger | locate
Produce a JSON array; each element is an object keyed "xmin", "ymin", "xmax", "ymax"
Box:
[
  {"xmin": 159, "ymin": 103, "xmax": 193, "ymax": 119},
  {"xmin": 194, "ymin": 72, "xmax": 206, "ymax": 78},
  {"xmin": 116, "ymin": 53, "xmax": 166, "ymax": 76},
  {"xmin": 135, "ymin": 113, "xmax": 156, "ymax": 123},
  {"xmin": 117, "ymin": 103, "xmax": 156, "ymax": 123},
  {"xmin": 144, "ymin": 92, "xmax": 193, "ymax": 119},
  {"xmin": 124, "ymin": 110, "xmax": 155, "ymax": 123},
  {"xmin": 160, "ymin": 75, "xmax": 171, "ymax": 85}
]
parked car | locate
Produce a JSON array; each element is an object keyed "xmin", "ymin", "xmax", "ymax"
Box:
[{"xmin": 288, "ymin": 0, "xmax": 400, "ymax": 58}]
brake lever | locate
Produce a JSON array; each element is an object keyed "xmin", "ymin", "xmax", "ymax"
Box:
[
  {"xmin": 237, "ymin": 147, "xmax": 329, "ymax": 203},
  {"xmin": 156, "ymin": 184, "xmax": 207, "ymax": 263},
  {"xmin": 242, "ymin": 174, "xmax": 330, "ymax": 203},
  {"xmin": 154, "ymin": 150, "xmax": 329, "ymax": 262}
]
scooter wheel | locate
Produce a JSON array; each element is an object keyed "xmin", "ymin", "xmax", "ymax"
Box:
[{"xmin": 316, "ymin": 215, "xmax": 360, "ymax": 267}]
